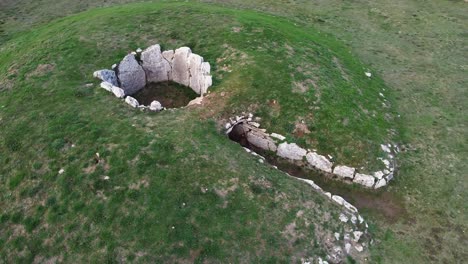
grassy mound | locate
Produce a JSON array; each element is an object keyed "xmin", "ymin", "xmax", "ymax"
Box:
[{"xmin": 0, "ymin": 2, "xmax": 397, "ymax": 262}]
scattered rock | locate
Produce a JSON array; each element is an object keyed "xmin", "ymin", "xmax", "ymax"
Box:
[
  {"xmin": 125, "ymin": 96, "xmax": 139, "ymax": 108},
  {"xmin": 246, "ymin": 131, "xmax": 277, "ymax": 152},
  {"xmin": 365, "ymin": 72, "xmax": 372, "ymax": 78},
  {"xmin": 345, "ymin": 243, "xmax": 352, "ymax": 254},
  {"xmin": 277, "ymin": 142, "xmax": 307, "ymax": 160},
  {"xmin": 111, "ymin": 86, "xmax": 125, "ymax": 98},
  {"xmin": 339, "ymin": 213, "xmax": 348, "ymax": 223},
  {"xmin": 353, "ymin": 231, "xmax": 363, "ymax": 242},
  {"xmin": 149, "ymin": 100, "xmax": 163, "ymax": 111},
  {"xmin": 94, "ymin": 69, "xmax": 119, "ymax": 86},
  {"xmin": 58, "ymin": 169, "xmax": 65, "ymax": 174},
  {"xmin": 355, "ymin": 244, "xmax": 363, "ymax": 252}
]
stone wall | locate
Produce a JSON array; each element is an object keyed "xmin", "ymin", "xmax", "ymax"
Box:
[
  {"xmin": 93, "ymin": 44, "xmax": 212, "ymax": 111},
  {"xmin": 226, "ymin": 114, "xmax": 397, "ymax": 189}
]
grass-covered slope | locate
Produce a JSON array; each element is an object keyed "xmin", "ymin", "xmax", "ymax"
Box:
[{"xmin": 0, "ymin": 2, "xmax": 396, "ymax": 262}]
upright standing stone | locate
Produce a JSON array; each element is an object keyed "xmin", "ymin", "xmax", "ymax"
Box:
[
  {"xmin": 188, "ymin": 53, "xmax": 204, "ymax": 94},
  {"xmin": 117, "ymin": 54, "xmax": 146, "ymax": 95},
  {"xmin": 172, "ymin": 47, "xmax": 191, "ymax": 86},
  {"xmin": 141, "ymin": 44, "xmax": 172, "ymax": 83}
]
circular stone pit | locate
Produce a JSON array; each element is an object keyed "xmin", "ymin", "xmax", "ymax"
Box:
[{"xmin": 93, "ymin": 44, "xmax": 212, "ymax": 111}]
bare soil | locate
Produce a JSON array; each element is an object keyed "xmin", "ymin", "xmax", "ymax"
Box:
[{"xmin": 131, "ymin": 81, "xmax": 198, "ymax": 108}]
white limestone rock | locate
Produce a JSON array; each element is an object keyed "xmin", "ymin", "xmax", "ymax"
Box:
[
  {"xmin": 331, "ymin": 195, "xmax": 345, "ymax": 206},
  {"xmin": 149, "ymin": 100, "xmax": 163, "ymax": 111},
  {"xmin": 111, "ymin": 86, "xmax": 125, "ymax": 98},
  {"xmin": 141, "ymin": 44, "xmax": 172, "ymax": 83},
  {"xmin": 277, "ymin": 142, "xmax": 307, "ymax": 161},
  {"xmin": 353, "ymin": 231, "xmax": 363, "ymax": 242},
  {"xmin": 188, "ymin": 53, "xmax": 204, "ymax": 94},
  {"xmin": 354, "ymin": 173, "xmax": 375, "ymax": 188},
  {"xmin": 306, "ymin": 152, "xmax": 333, "ymax": 173},
  {"xmin": 381, "ymin": 144, "xmax": 391, "ymax": 153},
  {"xmin": 333, "ymin": 165, "xmax": 355, "ymax": 180},
  {"xmin": 339, "ymin": 213, "xmax": 348, "ymax": 223},
  {"xmin": 117, "ymin": 54, "xmax": 146, "ymax": 95},
  {"xmin": 187, "ymin": 97, "xmax": 203, "ymax": 106},
  {"xmin": 172, "ymin": 47, "xmax": 192, "ymax": 86},
  {"xmin": 373, "ymin": 170, "xmax": 384, "ymax": 179},
  {"xmin": 125, "ymin": 96, "xmax": 139, "ymax": 108},
  {"xmin": 374, "ymin": 178, "xmax": 387, "ymax": 189},
  {"xmin": 246, "ymin": 131, "xmax": 277, "ymax": 152},
  {"xmin": 94, "ymin": 69, "xmax": 119, "ymax": 86},
  {"xmin": 270, "ymin": 133, "xmax": 286, "ymax": 141},
  {"xmin": 345, "ymin": 243, "xmax": 352, "ymax": 254},
  {"xmin": 100, "ymin": 81, "xmax": 113, "ymax": 92}
]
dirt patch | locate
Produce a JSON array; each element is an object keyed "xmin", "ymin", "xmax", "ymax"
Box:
[
  {"xmin": 131, "ymin": 81, "xmax": 198, "ymax": 108},
  {"xmin": 27, "ymin": 63, "xmax": 55, "ymax": 78},
  {"xmin": 293, "ymin": 121, "xmax": 311, "ymax": 138}
]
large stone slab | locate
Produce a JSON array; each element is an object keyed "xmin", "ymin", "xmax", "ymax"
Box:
[
  {"xmin": 333, "ymin": 165, "xmax": 355, "ymax": 180},
  {"xmin": 246, "ymin": 131, "xmax": 277, "ymax": 152},
  {"xmin": 172, "ymin": 47, "xmax": 192, "ymax": 86},
  {"xmin": 117, "ymin": 54, "xmax": 146, "ymax": 95},
  {"xmin": 277, "ymin": 142, "xmax": 307, "ymax": 161},
  {"xmin": 353, "ymin": 173, "xmax": 375, "ymax": 188},
  {"xmin": 306, "ymin": 152, "xmax": 333, "ymax": 173},
  {"xmin": 188, "ymin": 53, "xmax": 204, "ymax": 94},
  {"xmin": 141, "ymin": 44, "xmax": 172, "ymax": 83},
  {"xmin": 94, "ymin": 69, "xmax": 119, "ymax": 86}
]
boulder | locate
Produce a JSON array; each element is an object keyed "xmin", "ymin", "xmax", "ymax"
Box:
[
  {"xmin": 333, "ymin": 165, "xmax": 355, "ymax": 180},
  {"xmin": 141, "ymin": 44, "xmax": 172, "ymax": 83},
  {"xmin": 172, "ymin": 47, "xmax": 191, "ymax": 86},
  {"xmin": 117, "ymin": 54, "xmax": 146, "ymax": 95},
  {"xmin": 277, "ymin": 142, "xmax": 307, "ymax": 161},
  {"xmin": 306, "ymin": 152, "xmax": 333, "ymax": 173},
  {"xmin": 246, "ymin": 131, "xmax": 277, "ymax": 152},
  {"xmin": 353, "ymin": 173, "xmax": 375, "ymax": 188},
  {"xmin": 111, "ymin": 86, "xmax": 125, "ymax": 98},
  {"xmin": 94, "ymin": 69, "xmax": 119, "ymax": 86},
  {"xmin": 149, "ymin": 100, "xmax": 163, "ymax": 111},
  {"xmin": 125, "ymin": 96, "xmax": 139, "ymax": 108}
]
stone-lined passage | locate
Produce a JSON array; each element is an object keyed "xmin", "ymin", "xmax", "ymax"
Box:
[{"xmin": 226, "ymin": 114, "xmax": 396, "ymax": 189}]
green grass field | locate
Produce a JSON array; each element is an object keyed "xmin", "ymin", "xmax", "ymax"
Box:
[{"xmin": 0, "ymin": 0, "xmax": 466, "ymax": 263}]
